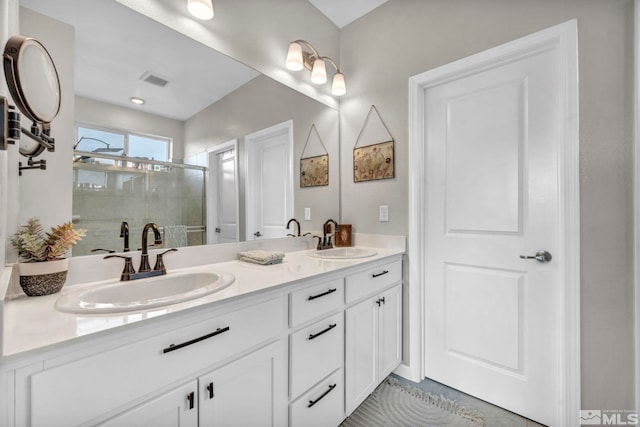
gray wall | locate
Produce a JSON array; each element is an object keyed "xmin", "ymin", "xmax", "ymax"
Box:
[
  {"xmin": 339, "ymin": 0, "xmax": 634, "ymax": 410},
  {"xmin": 184, "ymin": 74, "xmax": 340, "ymax": 237}
]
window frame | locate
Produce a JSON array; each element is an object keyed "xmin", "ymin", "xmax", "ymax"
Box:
[{"xmin": 75, "ymin": 122, "xmax": 173, "ymax": 162}]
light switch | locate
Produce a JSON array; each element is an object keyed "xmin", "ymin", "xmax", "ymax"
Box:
[
  {"xmin": 304, "ymin": 207, "xmax": 311, "ymax": 221},
  {"xmin": 379, "ymin": 205, "xmax": 389, "ymax": 222}
]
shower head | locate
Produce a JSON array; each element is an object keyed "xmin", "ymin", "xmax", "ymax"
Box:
[{"xmin": 74, "ymin": 136, "xmax": 123, "ymax": 153}]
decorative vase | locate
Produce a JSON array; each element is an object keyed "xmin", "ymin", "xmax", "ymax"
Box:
[{"xmin": 18, "ymin": 258, "xmax": 69, "ymax": 296}]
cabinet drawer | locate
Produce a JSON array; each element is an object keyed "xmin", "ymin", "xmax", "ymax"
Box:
[
  {"xmin": 345, "ymin": 259, "xmax": 402, "ymax": 303},
  {"xmin": 289, "ymin": 278, "xmax": 343, "ymax": 327},
  {"xmin": 290, "ymin": 312, "xmax": 343, "ymax": 398},
  {"xmin": 30, "ymin": 296, "xmax": 283, "ymax": 427},
  {"xmin": 290, "ymin": 369, "xmax": 344, "ymax": 427}
]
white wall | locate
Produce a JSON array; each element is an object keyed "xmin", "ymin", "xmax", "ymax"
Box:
[
  {"xmin": 339, "ymin": 0, "xmax": 634, "ymax": 411},
  {"xmin": 75, "ymin": 96, "xmax": 185, "ymax": 160},
  {"xmin": 0, "ymin": 0, "xmax": 19, "ymax": 266},
  {"xmin": 14, "ymin": 7, "xmax": 74, "ymax": 260}
]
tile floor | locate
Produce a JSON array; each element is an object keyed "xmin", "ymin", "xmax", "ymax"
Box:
[{"xmin": 391, "ymin": 374, "xmax": 546, "ymax": 427}]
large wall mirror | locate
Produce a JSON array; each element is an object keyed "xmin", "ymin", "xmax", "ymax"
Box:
[{"xmin": 19, "ymin": 0, "xmax": 340, "ymax": 256}]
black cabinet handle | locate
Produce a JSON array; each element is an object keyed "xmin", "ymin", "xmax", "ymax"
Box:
[
  {"xmin": 163, "ymin": 326, "xmax": 230, "ymax": 354},
  {"xmin": 187, "ymin": 391, "xmax": 195, "ymax": 410},
  {"xmin": 307, "ymin": 288, "xmax": 337, "ymax": 301},
  {"xmin": 372, "ymin": 270, "xmax": 389, "ymax": 278},
  {"xmin": 308, "ymin": 384, "xmax": 337, "ymax": 408},
  {"xmin": 308, "ymin": 323, "xmax": 337, "ymax": 340},
  {"xmin": 206, "ymin": 382, "xmax": 214, "ymax": 399},
  {"xmin": 376, "ymin": 296, "xmax": 386, "ymax": 307}
]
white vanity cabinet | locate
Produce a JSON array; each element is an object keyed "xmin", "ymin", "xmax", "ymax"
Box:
[
  {"xmin": 23, "ymin": 295, "xmax": 286, "ymax": 427},
  {"xmin": 288, "ymin": 277, "xmax": 345, "ymax": 426},
  {"xmin": 2, "ymin": 250, "xmax": 405, "ymax": 427},
  {"xmin": 97, "ymin": 381, "xmax": 199, "ymax": 427},
  {"xmin": 98, "ymin": 342, "xmax": 285, "ymax": 427},
  {"xmin": 344, "ymin": 260, "xmax": 403, "ymax": 415}
]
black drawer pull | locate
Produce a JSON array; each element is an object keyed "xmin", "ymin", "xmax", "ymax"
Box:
[
  {"xmin": 163, "ymin": 326, "xmax": 230, "ymax": 354},
  {"xmin": 206, "ymin": 382, "xmax": 214, "ymax": 399},
  {"xmin": 308, "ymin": 323, "xmax": 337, "ymax": 340},
  {"xmin": 372, "ymin": 270, "xmax": 389, "ymax": 278},
  {"xmin": 307, "ymin": 288, "xmax": 337, "ymax": 301},
  {"xmin": 308, "ymin": 384, "xmax": 337, "ymax": 408},
  {"xmin": 187, "ymin": 391, "xmax": 195, "ymax": 410}
]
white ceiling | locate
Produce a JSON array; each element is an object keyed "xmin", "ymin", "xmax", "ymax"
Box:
[
  {"xmin": 20, "ymin": 0, "xmax": 259, "ymax": 121},
  {"xmin": 308, "ymin": 0, "xmax": 388, "ymax": 28}
]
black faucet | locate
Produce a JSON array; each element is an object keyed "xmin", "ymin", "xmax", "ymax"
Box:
[
  {"xmin": 120, "ymin": 221, "xmax": 130, "ymax": 252},
  {"xmin": 140, "ymin": 222, "xmax": 162, "ymax": 272},
  {"xmin": 321, "ymin": 219, "xmax": 340, "ymax": 249},
  {"xmin": 105, "ymin": 222, "xmax": 177, "ymax": 281},
  {"xmin": 286, "ymin": 218, "xmax": 301, "ymax": 237}
]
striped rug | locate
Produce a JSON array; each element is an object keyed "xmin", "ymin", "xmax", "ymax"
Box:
[{"xmin": 340, "ymin": 377, "xmax": 484, "ymax": 427}]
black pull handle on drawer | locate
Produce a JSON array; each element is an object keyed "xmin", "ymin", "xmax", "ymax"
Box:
[
  {"xmin": 372, "ymin": 270, "xmax": 389, "ymax": 278},
  {"xmin": 187, "ymin": 391, "xmax": 195, "ymax": 410},
  {"xmin": 308, "ymin": 384, "xmax": 337, "ymax": 408},
  {"xmin": 307, "ymin": 288, "xmax": 337, "ymax": 301},
  {"xmin": 308, "ymin": 323, "xmax": 337, "ymax": 340},
  {"xmin": 163, "ymin": 326, "xmax": 230, "ymax": 354},
  {"xmin": 207, "ymin": 382, "xmax": 214, "ymax": 399}
]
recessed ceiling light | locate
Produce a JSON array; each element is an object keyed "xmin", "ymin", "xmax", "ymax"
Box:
[
  {"xmin": 187, "ymin": 0, "xmax": 214, "ymax": 20},
  {"xmin": 130, "ymin": 97, "xmax": 145, "ymax": 105}
]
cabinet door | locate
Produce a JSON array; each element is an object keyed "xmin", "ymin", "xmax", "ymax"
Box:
[
  {"xmin": 198, "ymin": 342, "xmax": 286, "ymax": 427},
  {"xmin": 345, "ymin": 298, "xmax": 377, "ymax": 415},
  {"xmin": 377, "ymin": 285, "xmax": 403, "ymax": 378},
  {"xmin": 98, "ymin": 381, "xmax": 198, "ymax": 427}
]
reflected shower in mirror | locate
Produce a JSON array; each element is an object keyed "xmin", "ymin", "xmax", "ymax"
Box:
[{"xmin": 19, "ymin": 0, "xmax": 340, "ymax": 256}]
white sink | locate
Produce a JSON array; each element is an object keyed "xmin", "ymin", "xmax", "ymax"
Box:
[
  {"xmin": 308, "ymin": 247, "xmax": 377, "ymax": 259},
  {"xmin": 55, "ymin": 271, "xmax": 235, "ymax": 314}
]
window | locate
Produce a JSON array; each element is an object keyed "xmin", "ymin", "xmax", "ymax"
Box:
[{"xmin": 75, "ymin": 124, "xmax": 171, "ymax": 162}]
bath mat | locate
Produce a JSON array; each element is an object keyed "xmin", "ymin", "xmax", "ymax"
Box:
[{"xmin": 340, "ymin": 377, "xmax": 484, "ymax": 427}]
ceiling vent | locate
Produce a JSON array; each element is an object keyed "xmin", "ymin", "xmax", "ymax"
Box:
[{"xmin": 140, "ymin": 71, "xmax": 170, "ymax": 88}]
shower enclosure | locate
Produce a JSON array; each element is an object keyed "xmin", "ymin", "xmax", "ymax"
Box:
[{"xmin": 72, "ymin": 150, "xmax": 206, "ymax": 256}]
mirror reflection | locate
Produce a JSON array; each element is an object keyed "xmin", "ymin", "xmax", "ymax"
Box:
[{"xmin": 19, "ymin": 0, "xmax": 340, "ymax": 256}]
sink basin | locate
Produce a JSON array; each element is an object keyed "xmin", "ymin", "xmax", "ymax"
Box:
[
  {"xmin": 55, "ymin": 271, "xmax": 235, "ymax": 314},
  {"xmin": 308, "ymin": 247, "xmax": 377, "ymax": 259}
]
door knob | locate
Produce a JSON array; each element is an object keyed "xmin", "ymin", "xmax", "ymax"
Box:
[
  {"xmin": 519, "ymin": 250, "xmax": 552, "ymax": 263},
  {"xmin": 253, "ymin": 231, "xmax": 262, "ymax": 238}
]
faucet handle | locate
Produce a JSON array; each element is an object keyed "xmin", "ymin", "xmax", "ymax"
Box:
[
  {"xmin": 104, "ymin": 255, "xmax": 136, "ymax": 280},
  {"xmin": 153, "ymin": 248, "xmax": 178, "ymax": 273},
  {"xmin": 91, "ymin": 248, "xmax": 115, "ymax": 254}
]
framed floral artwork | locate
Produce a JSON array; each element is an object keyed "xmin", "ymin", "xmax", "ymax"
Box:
[
  {"xmin": 300, "ymin": 154, "xmax": 329, "ymax": 187},
  {"xmin": 353, "ymin": 141, "xmax": 394, "ymax": 182}
]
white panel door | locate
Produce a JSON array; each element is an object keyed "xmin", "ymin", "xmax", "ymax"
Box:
[
  {"xmin": 207, "ymin": 141, "xmax": 239, "ymax": 244},
  {"xmin": 424, "ymin": 42, "xmax": 562, "ymax": 424},
  {"xmin": 245, "ymin": 121, "xmax": 293, "ymax": 240},
  {"xmin": 215, "ymin": 149, "xmax": 238, "ymax": 243}
]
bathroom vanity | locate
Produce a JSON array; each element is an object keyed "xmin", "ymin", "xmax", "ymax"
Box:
[{"xmin": 0, "ymin": 240, "xmax": 404, "ymax": 427}]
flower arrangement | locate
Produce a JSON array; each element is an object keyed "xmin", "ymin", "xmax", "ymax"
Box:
[{"xmin": 11, "ymin": 218, "xmax": 86, "ymax": 262}]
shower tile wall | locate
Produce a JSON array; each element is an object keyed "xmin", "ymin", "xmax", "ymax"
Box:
[{"xmin": 72, "ymin": 162, "xmax": 205, "ymax": 256}]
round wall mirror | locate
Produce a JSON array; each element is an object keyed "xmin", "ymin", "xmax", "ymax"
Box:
[{"xmin": 3, "ymin": 35, "xmax": 61, "ymax": 157}]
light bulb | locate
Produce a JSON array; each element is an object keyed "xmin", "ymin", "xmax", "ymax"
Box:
[
  {"xmin": 286, "ymin": 42, "xmax": 304, "ymax": 71},
  {"xmin": 311, "ymin": 58, "xmax": 327, "ymax": 84},
  {"xmin": 331, "ymin": 72, "xmax": 346, "ymax": 96},
  {"xmin": 187, "ymin": 0, "xmax": 214, "ymax": 20}
]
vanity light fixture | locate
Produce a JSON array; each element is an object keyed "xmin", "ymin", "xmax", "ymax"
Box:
[
  {"xmin": 187, "ymin": 0, "xmax": 214, "ymax": 20},
  {"xmin": 285, "ymin": 40, "xmax": 346, "ymax": 96},
  {"xmin": 130, "ymin": 97, "xmax": 145, "ymax": 105}
]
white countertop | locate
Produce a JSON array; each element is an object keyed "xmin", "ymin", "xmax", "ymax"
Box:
[{"xmin": 2, "ymin": 246, "xmax": 404, "ymax": 358}]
